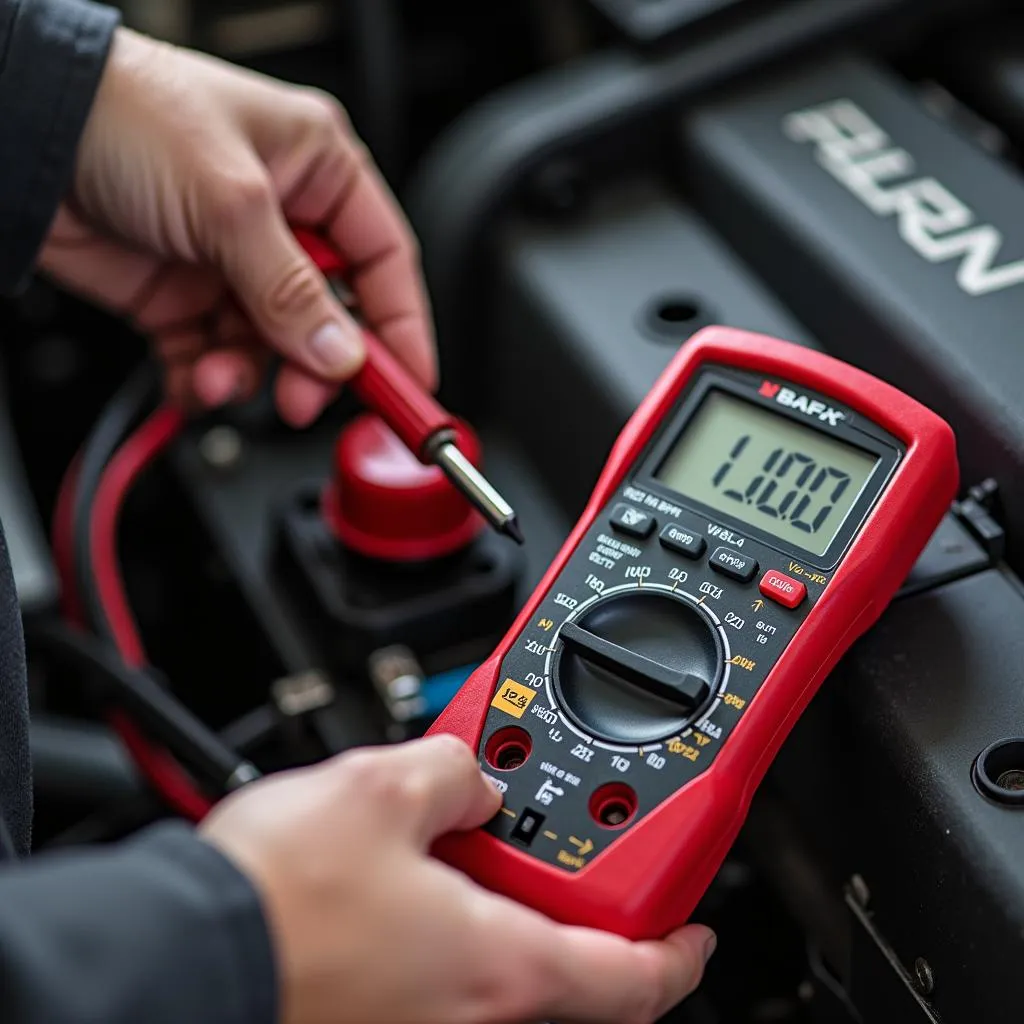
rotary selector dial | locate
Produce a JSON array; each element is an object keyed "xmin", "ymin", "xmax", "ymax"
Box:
[{"xmin": 552, "ymin": 588, "xmax": 726, "ymax": 745}]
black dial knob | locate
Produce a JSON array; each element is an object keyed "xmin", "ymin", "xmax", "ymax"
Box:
[{"xmin": 553, "ymin": 590, "xmax": 723, "ymax": 745}]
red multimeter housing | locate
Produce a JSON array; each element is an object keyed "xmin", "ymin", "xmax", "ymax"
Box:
[{"xmin": 428, "ymin": 326, "xmax": 958, "ymax": 940}]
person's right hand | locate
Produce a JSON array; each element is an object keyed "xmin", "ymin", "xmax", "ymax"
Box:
[
  {"xmin": 42, "ymin": 27, "xmax": 434, "ymax": 426},
  {"xmin": 200, "ymin": 734, "xmax": 716, "ymax": 1024}
]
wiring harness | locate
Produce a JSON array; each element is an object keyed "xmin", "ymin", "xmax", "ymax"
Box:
[{"xmin": 51, "ymin": 364, "xmax": 256, "ymax": 821}]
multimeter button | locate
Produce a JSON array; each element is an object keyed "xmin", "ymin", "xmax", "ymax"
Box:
[
  {"xmin": 658, "ymin": 523, "xmax": 707, "ymax": 559},
  {"xmin": 709, "ymin": 546, "xmax": 758, "ymax": 582},
  {"xmin": 759, "ymin": 570, "xmax": 807, "ymax": 609},
  {"xmin": 609, "ymin": 503, "xmax": 656, "ymax": 538}
]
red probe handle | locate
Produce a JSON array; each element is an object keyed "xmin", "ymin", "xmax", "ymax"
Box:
[
  {"xmin": 293, "ymin": 227, "xmax": 454, "ymax": 459},
  {"xmin": 355, "ymin": 332, "xmax": 453, "ymax": 457}
]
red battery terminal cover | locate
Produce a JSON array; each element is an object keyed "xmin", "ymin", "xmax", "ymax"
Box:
[
  {"xmin": 427, "ymin": 325, "xmax": 959, "ymax": 940},
  {"xmin": 324, "ymin": 414, "xmax": 484, "ymax": 563}
]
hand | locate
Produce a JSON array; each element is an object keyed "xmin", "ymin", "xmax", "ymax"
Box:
[
  {"xmin": 40, "ymin": 27, "xmax": 435, "ymax": 426},
  {"xmin": 201, "ymin": 735, "xmax": 716, "ymax": 1024}
]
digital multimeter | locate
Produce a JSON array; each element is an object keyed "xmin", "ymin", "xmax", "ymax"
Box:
[{"xmin": 428, "ymin": 326, "xmax": 958, "ymax": 940}]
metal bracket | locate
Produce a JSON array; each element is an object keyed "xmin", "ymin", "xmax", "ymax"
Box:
[{"xmin": 845, "ymin": 882, "xmax": 942, "ymax": 1023}]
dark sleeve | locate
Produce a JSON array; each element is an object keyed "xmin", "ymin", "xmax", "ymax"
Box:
[
  {"xmin": 0, "ymin": 511, "xmax": 29, "ymax": 858},
  {"xmin": 0, "ymin": 822, "xmax": 279, "ymax": 1024},
  {"xmin": 0, "ymin": 0, "xmax": 120, "ymax": 292}
]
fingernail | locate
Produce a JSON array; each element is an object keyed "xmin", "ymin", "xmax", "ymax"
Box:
[
  {"xmin": 308, "ymin": 320, "xmax": 363, "ymax": 374},
  {"xmin": 703, "ymin": 932, "xmax": 718, "ymax": 963}
]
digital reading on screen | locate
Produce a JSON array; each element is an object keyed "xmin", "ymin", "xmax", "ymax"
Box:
[{"xmin": 655, "ymin": 391, "xmax": 880, "ymax": 557}]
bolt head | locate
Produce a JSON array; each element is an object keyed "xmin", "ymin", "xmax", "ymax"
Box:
[
  {"xmin": 913, "ymin": 957, "xmax": 934, "ymax": 995},
  {"xmin": 198, "ymin": 425, "xmax": 243, "ymax": 471}
]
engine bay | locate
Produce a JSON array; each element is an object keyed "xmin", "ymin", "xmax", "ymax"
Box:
[{"xmin": 7, "ymin": 1, "xmax": 1024, "ymax": 1020}]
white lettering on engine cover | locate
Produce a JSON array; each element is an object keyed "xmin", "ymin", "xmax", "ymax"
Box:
[{"xmin": 783, "ymin": 98, "xmax": 1024, "ymax": 296}]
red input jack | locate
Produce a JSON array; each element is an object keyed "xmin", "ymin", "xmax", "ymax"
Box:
[
  {"xmin": 589, "ymin": 782, "xmax": 638, "ymax": 829},
  {"xmin": 485, "ymin": 727, "xmax": 533, "ymax": 771}
]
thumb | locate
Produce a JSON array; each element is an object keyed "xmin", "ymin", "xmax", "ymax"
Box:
[
  {"xmin": 202, "ymin": 166, "xmax": 365, "ymax": 382},
  {"xmin": 356, "ymin": 735, "xmax": 502, "ymax": 848}
]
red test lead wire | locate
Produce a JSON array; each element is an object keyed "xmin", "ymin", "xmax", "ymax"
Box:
[
  {"xmin": 89, "ymin": 405, "xmax": 184, "ymax": 670},
  {"xmin": 109, "ymin": 710, "xmax": 212, "ymax": 822},
  {"xmin": 53, "ymin": 408, "xmax": 213, "ymax": 822},
  {"xmin": 89, "ymin": 405, "xmax": 214, "ymax": 821}
]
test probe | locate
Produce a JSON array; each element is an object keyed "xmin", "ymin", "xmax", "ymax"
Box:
[{"xmin": 294, "ymin": 228, "xmax": 524, "ymax": 546}]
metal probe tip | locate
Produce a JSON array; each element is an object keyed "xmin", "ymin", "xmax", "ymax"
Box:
[
  {"xmin": 227, "ymin": 761, "xmax": 263, "ymax": 790},
  {"xmin": 503, "ymin": 515, "xmax": 525, "ymax": 546},
  {"xmin": 432, "ymin": 441, "xmax": 524, "ymax": 545}
]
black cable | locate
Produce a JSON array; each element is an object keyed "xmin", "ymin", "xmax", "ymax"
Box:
[
  {"xmin": 62, "ymin": 360, "xmax": 259, "ymax": 801},
  {"xmin": 350, "ymin": 0, "xmax": 405, "ymax": 182},
  {"xmin": 70, "ymin": 362, "xmax": 160, "ymax": 643},
  {"xmin": 219, "ymin": 703, "xmax": 280, "ymax": 756},
  {"xmin": 31, "ymin": 716, "xmax": 143, "ymax": 804},
  {"xmin": 28, "ymin": 620, "xmax": 260, "ymax": 794},
  {"xmin": 40, "ymin": 708, "xmax": 274, "ymax": 850}
]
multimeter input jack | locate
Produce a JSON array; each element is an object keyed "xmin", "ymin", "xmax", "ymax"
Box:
[
  {"xmin": 973, "ymin": 738, "xmax": 1024, "ymax": 806},
  {"xmin": 485, "ymin": 727, "xmax": 533, "ymax": 772},
  {"xmin": 589, "ymin": 782, "xmax": 638, "ymax": 829}
]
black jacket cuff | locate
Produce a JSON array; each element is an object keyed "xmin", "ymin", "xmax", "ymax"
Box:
[
  {"xmin": 136, "ymin": 823, "xmax": 282, "ymax": 1024},
  {"xmin": 0, "ymin": 0, "xmax": 121, "ymax": 292},
  {"xmin": 0, "ymin": 822, "xmax": 278, "ymax": 1024},
  {"xmin": 121, "ymin": 823, "xmax": 280, "ymax": 1024}
]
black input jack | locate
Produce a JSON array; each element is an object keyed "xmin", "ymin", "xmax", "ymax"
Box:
[
  {"xmin": 972, "ymin": 738, "xmax": 1024, "ymax": 806},
  {"xmin": 485, "ymin": 726, "xmax": 533, "ymax": 772}
]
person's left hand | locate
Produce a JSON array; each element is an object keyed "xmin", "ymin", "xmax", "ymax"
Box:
[
  {"xmin": 202, "ymin": 734, "xmax": 716, "ymax": 1024},
  {"xmin": 39, "ymin": 26, "xmax": 436, "ymax": 427}
]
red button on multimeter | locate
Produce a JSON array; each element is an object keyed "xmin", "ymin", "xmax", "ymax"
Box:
[
  {"xmin": 429, "ymin": 327, "xmax": 958, "ymax": 939},
  {"xmin": 759, "ymin": 569, "xmax": 806, "ymax": 609}
]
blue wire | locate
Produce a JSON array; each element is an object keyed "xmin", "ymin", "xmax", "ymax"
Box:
[{"xmin": 420, "ymin": 663, "xmax": 479, "ymax": 718}]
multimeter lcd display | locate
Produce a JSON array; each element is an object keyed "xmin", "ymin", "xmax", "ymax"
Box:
[{"xmin": 655, "ymin": 391, "xmax": 881, "ymax": 557}]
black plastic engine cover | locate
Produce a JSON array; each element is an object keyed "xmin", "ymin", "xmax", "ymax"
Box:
[
  {"xmin": 773, "ymin": 567, "xmax": 1024, "ymax": 1022},
  {"xmin": 682, "ymin": 54, "xmax": 1024, "ymax": 569},
  {"xmin": 588, "ymin": 0, "xmax": 754, "ymax": 48}
]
